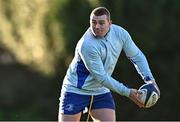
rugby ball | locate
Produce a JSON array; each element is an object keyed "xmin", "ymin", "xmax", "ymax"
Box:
[{"xmin": 138, "ymin": 82, "xmax": 159, "ymax": 108}]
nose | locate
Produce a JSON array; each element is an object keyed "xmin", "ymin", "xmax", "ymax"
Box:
[{"xmin": 95, "ymin": 23, "xmax": 100, "ymax": 29}]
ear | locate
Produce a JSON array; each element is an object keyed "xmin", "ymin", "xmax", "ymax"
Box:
[{"xmin": 109, "ymin": 20, "xmax": 112, "ymax": 26}]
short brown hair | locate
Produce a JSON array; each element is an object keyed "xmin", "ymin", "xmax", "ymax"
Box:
[{"xmin": 90, "ymin": 7, "xmax": 111, "ymax": 20}]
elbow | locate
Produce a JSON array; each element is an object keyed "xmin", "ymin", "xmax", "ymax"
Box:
[{"xmin": 93, "ymin": 73, "xmax": 107, "ymax": 84}]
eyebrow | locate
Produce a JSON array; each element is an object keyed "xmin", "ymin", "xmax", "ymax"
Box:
[{"xmin": 91, "ymin": 19, "xmax": 106, "ymax": 22}]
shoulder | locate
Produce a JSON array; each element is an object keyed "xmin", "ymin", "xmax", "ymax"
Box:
[
  {"xmin": 111, "ymin": 24, "xmax": 131, "ymax": 43},
  {"xmin": 111, "ymin": 24, "xmax": 129, "ymax": 36},
  {"xmin": 77, "ymin": 28, "xmax": 99, "ymax": 54}
]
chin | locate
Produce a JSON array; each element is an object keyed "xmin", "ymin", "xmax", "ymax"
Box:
[
  {"xmin": 96, "ymin": 35, "xmax": 104, "ymax": 38},
  {"xmin": 95, "ymin": 33, "xmax": 104, "ymax": 37}
]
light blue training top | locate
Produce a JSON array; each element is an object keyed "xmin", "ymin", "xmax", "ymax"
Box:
[{"xmin": 61, "ymin": 24, "xmax": 154, "ymax": 97}]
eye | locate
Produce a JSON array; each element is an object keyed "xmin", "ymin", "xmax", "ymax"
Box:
[
  {"xmin": 91, "ymin": 21, "xmax": 96, "ymax": 24},
  {"xmin": 99, "ymin": 21, "xmax": 106, "ymax": 25},
  {"xmin": 99, "ymin": 22, "xmax": 105, "ymax": 25}
]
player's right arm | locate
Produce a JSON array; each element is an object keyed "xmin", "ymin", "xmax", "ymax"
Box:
[
  {"xmin": 77, "ymin": 37, "xmax": 144, "ymax": 107},
  {"xmin": 78, "ymin": 39, "xmax": 130, "ymax": 97}
]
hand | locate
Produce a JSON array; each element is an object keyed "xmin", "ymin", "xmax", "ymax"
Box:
[
  {"xmin": 148, "ymin": 80, "xmax": 160, "ymax": 98},
  {"xmin": 128, "ymin": 89, "xmax": 144, "ymax": 108}
]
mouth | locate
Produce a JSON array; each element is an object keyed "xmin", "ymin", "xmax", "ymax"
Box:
[
  {"xmin": 95, "ymin": 30, "xmax": 102, "ymax": 34},
  {"xmin": 91, "ymin": 28, "xmax": 104, "ymax": 37}
]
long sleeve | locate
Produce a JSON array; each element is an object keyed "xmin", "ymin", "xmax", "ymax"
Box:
[
  {"xmin": 122, "ymin": 29, "xmax": 155, "ymax": 82},
  {"xmin": 78, "ymin": 40, "xmax": 131, "ymax": 97}
]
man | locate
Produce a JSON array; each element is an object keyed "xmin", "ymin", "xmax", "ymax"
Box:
[{"xmin": 59, "ymin": 7, "xmax": 160, "ymax": 121}]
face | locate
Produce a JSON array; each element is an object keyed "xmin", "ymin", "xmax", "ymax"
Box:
[{"xmin": 90, "ymin": 14, "xmax": 112, "ymax": 37}]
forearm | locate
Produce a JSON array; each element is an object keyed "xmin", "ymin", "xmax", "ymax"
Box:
[
  {"xmin": 128, "ymin": 50, "xmax": 155, "ymax": 82},
  {"xmin": 79, "ymin": 41, "xmax": 130, "ymax": 97},
  {"xmin": 98, "ymin": 74, "xmax": 131, "ymax": 97}
]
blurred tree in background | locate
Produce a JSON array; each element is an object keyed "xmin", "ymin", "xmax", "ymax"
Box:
[{"xmin": 0, "ymin": 0, "xmax": 180, "ymax": 120}]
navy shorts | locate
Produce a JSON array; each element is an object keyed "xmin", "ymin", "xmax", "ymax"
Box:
[{"xmin": 59, "ymin": 92, "xmax": 115, "ymax": 115}]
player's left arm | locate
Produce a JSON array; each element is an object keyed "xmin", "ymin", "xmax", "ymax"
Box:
[{"xmin": 121, "ymin": 29, "xmax": 160, "ymax": 97}]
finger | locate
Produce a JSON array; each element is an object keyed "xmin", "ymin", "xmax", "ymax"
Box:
[
  {"xmin": 134, "ymin": 98, "xmax": 144, "ymax": 108},
  {"xmin": 130, "ymin": 95, "xmax": 144, "ymax": 108},
  {"xmin": 129, "ymin": 89, "xmax": 144, "ymax": 108},
  {"xmin": 135, "ymin": 93, "xmax": 144, "ymax": 107}
]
